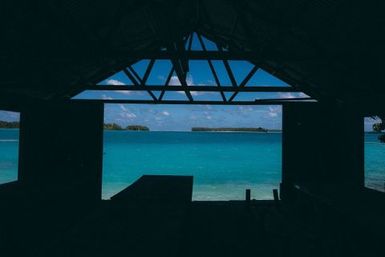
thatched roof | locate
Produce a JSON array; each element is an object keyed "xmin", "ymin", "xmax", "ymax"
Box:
[{"xmin": 1, "ymin": 0, "xmax": 385, "ymax": 113}]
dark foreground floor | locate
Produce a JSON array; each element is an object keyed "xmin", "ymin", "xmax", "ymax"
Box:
[{"xmin": 1, "ymin": 196, "xmax": 384, "ymax": 257}]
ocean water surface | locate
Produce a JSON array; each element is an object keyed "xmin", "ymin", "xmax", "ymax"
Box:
[
  {"xmin": 364, "ymin": 133, "xmax": 385, "ymax": 191},
  {"xmin": 0, "ymin": 129, "xmax": 19, "ymax": 184},
  {"xmin": 1, "ymin": 129, "xmax": 385, "ymax": 200},
  {"xmin": 102, "ymin": 131, "xmax": 282, "ymax": 200}
]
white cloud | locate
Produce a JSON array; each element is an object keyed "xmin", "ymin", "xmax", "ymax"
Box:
[
  {"xmin": 186, "ymin": 75, "xmax": 193, "ymax": 86},
  {"xmin": 168, "ymin": 75, "xmax": 213, "ymax": 97},
  {"xmin": 105, "ymin": 79, "xmax": 131, "ymax": 95},
  {"xmin": 269, "ymin": 106, "xmax": 280, "ymax": 112},
  {"xmin": 176, "ymin": 90, "xmax": 203, "ymax": 96},
  {"xmin": 119, "ymin": 112, "xmax": 136, "ymax": 119},
  {"xmin": 0, "ymin": 111, "xmax": 20, "ymax": 122},
  {"xmin": 119, "ymin": 104, "xmax": 128, "ymax": 112},
  {"xmin": 268, "ymin": 106, "xmax": 280, "ymax": 118},
  {"xmin": 298, "ymin": 92, "xmax": 308, "ymax": 97},
  {"xmin": 238, "ymin": 106, "xmax": 254, "ymax": 112},
  {"xmin": 169, "ymin": 76, "xmax": 181, "ymax": 86},
  {"xmin": 205, "ymin": 105, "xmax": 213, "ymax": 110},
  {"xmin": 106, "ymin": 79, "xmax": 125, "ymax": 86},
  {"xmin": 116, "ymin": 104, "xmax": 136, "ymax": 120},
  {"xmin": 115, "ymin": 90, "xmax": 131, "ymax": 96},
  {"xmin": 190, "ymin": 91, "xmax": 200, "ymax": 96},
  {"xmin": 162, "ymin": 111, "xmax": 170, "ymax": 116},
  {"xmin": 278, "ymin": 92, "xmax": 308, "ymax": 99},
  {"xmin": 102, "ymin": 94, "xmax": 113, "ymax": 100},
  {"xmin": 365, "ymin": 117, "xmax": 380, "ymax": 124},
  {"xmin": 278, "ymin": 92, "xmax": 295, "ymax": 99}
]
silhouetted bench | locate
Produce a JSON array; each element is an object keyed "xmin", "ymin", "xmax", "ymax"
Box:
[{"xmin": 111, "ymin": 175, "xmax": 193, "ymax": 204}]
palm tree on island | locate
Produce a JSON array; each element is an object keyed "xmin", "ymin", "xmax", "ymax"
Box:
[{"xmin": 372, "ymin": 117, "xmax": 385, "ymax": 142}]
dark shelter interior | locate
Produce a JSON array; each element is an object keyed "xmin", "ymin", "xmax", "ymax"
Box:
[{"xmin": 1, "ymin": 0, "xmax": 385, "ymax": 256}]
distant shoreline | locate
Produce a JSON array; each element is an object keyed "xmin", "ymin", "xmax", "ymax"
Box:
[
  {"xmin": 0, "ymin": 121, "xmax": 19, "ymax": 129},
  {"xmin": 103, "ymin": 123, "xmax": 149, "ymax": 131},
  {"xmin": 190, "ymin": 130, "xmax": 281, "ymax": 133},
  {"xmin": 103, "ymin": 130, "xmax": 283, "ymax": 133},
  {"xmin": 0, "ymin": 128, "xmax": 382, "ymax": 134},
  {"xmin": 191, "ymin": 127, "xmax": 284, "ymax": 133}
]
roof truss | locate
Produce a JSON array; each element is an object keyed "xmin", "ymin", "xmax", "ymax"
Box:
[{"xmin": 72, "ymin": 32, "xmax": 315, "ymax": 105}]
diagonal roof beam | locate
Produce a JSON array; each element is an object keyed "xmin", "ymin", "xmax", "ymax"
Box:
[
  {"xmin": 159, "ymin": 33, "xmax": 193, "ymax": 101},
  {"xmin": 169, "ymin": 58, "xmax": 194, "ymax": 101},
  {"xmin": 123, "ymin": 68, "xmax": 140, "ymax": 85},
  {"xmin": 140, "ymin": 59, "xmax": 158, "ymax": 101},
  {"xmin": 196, "ymin": 33, "xmax": 227, "ymax": 102},
  {"xmin": 127, "ymin": 66, "xmax": 142, "ymax": 84},
  {"xmin": 124, "ymin": 60, "xmax": 157, "ymax": 101},
  {"xmin": 167, "ymin": 37, "xmax": 194, "ymax": 101},
  {"xmin": 228, "ymin": 65, "xmax": 259, "ymax": 102},
  {"xmin": 142, "ymin": 59, "xmax": 155, "ymax": 84},
  {"xmin": 215, "ymin": 43, "xmax": 238, "ymax": 88},
  {"xmin": 158, "ymin": 66, "xmax": 175, "ymax": 101}
]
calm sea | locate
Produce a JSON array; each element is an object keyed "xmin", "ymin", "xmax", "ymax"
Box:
[{"xmin": 0, "ymin": 129, "xmax": 384, "ymax": 200}]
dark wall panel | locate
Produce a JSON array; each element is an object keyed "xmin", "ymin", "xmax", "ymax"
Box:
[
  {"xmin": 282, "ymin": 103, "xmax": 364, "ymax": 199},
  {"xmin": 18, "ymin": 102, "xmax": 104, "ymax": 203}
]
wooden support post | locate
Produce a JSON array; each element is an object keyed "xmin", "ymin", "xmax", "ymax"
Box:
[{"xmin": 245, "ymin": 189, "xmax": 251, "ymax": 202}]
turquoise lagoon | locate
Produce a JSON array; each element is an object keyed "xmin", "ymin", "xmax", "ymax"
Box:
[{"xmin": 1, "ymin": 129, "xmax": 384, "ymax": 200}]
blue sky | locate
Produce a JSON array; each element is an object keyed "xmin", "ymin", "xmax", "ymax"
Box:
[
  {"xmin": 73, "ymin": 60, "xmax": 296, "ymax": 131},
  {"xmin": 104, "ymin": 104, "xmax": 282, "ymax": 131},
  {"xmin": 71, "ymin": 34, "xmax": 307, "ymax": 131},
  {"xmin": 0, "ymin": 34, "xmax": 379, "ymax": 131}
]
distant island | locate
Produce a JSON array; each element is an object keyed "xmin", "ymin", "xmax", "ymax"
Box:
[
  {"xmin": 192, "ymin": 127, "xmax": 270, "ymax": 132},
  {"xmin": 126, "ymin": 125, "xmax": 150, "ymax": 131},
  {"xmin": 104, "ymin": 123, "xmax": 149, "ymax": 131},
  {"xmin": 0, "ymin": 120, "xmax": 20, "ymax": 129}
]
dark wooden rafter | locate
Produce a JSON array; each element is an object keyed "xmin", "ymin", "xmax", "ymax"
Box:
[
  {"xmin": 227, "ymin": 1, "xmax": 265, "ymax": 52},
  {"xmin": 123, "ymin": 60, "xmax": 157, "ymax": 101},
  {"xmin": 72, "ymin": 28, "xmax": 315, "ymax": 105},
  {"xmin": 167, "ymin": 37, "xmax": 194, "ymax": 101},
  {"xmin": 260, "ymin": 97, "xmax": 312, "ymax": 102},
  {"xmin": 198, "ymin": 0, "xmax": 246, "ymax": 91},
  {"xmin": 123, "ymin": 68, "xmax": 139, "ymax": 85},
  {"xmin": 189, "ymin": 38, "xmax": 321, "ymax": 101},
  {"xmin": 228, "ymin": 0, "xmax": 325, "ymax": 58},
  {"xmin": 228, "ymin": 65, "xmax": 259, "ymax": 102},
  {"xmin": 76, "ymin": 43, "xmax": 314, "ymax": 104},
  {"xmin": 196, "ymin": 33, "xmax": 227, "ymax": 102},
  {"xmin": 191, "ymin": 29, "xmax": 321, "ymax": 101},
  {"xmin": 158, "ymin": 33, "xmax": 193, "ymax": 101},
  {"xmin": 194, "ymin": 1, "xmax": 322, "ymax": 103},
  {"xmin": 216, "ymin": 43, "xmax": 238, "ymax": 88},
  {"xmin": 89, "ymin": 85, "xmax": 301, "ymax": 92},
  {"xmin": 73, "ymin": 98, "xmax": 315, "ymax": 105},
  {"xmin": 140, "ymin": 59, "xmax": 158, "ymax": 101},
  {"xmin": 127, "ymin": 66, "xmax": 142, "ymax": 83},
  {"xmin": 142, "ymin": 6, "xmax": 192, "ymax": 102},
  {"xmin": 48, "ymin": 50, "xmax": 332, "ymax": 61},
  {"xmin": 168, "ymin": 66, "xmax": 194, "ymax": 100},
  {"xmin": 186, "ymin": 33, "xmax": 193, "ymax": 54},
  {"xmin": 158, "ymin": 66, "xmax": 175, "ymax": 101}
]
